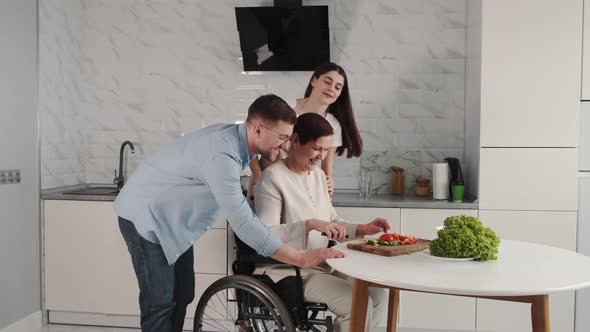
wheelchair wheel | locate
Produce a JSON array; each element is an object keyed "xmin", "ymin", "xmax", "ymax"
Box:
[{"xmin": 194, "ymin": 275, "xmax": 296, "ymax": 332}]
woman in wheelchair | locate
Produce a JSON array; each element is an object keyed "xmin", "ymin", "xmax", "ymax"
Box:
[{"xmin": 252, "ymin": 113, "xmax": 391, "ymax": 332}]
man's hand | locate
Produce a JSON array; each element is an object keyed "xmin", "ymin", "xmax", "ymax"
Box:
[
  {"xmin": 356, "ymin": 217, "xmax": 391, "ymax": 237},
  {"xmin": 299, "ymin": 248, "xmax": 345, "ymax": 268},
  {"xmin": 271, "ymin": 244, "xmax": 344, "ymax": 269}
]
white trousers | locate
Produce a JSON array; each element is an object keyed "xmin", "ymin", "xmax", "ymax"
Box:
[{"xmin": 303, "ymin": 272, "xmax": 388, "ymax": 332}]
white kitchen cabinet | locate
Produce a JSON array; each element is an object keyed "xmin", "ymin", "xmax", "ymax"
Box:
[
  {"xmin": 194, "ymin": 228, "xmax": 227, "ymax": 274},
  {"xmin": 212, "ymin": 214, "xmax": 227, "ymax": 229},
  {"xmin": 44, "ymin": 199, "xmax": 228, "ymax": 319},
  {"xmin": 476, "ymin": 210, "xmax": 577, "ymax": 332},
  {"xmin": 185, "ymin": 273, "xmax": 226, "ymax": 319},
  {"xmin": 44, "ymin": 200, "xmax": 140, "ymax": 315},
  {"xmin": 580, "ymin": 104, "xmax": 590, "ymax": 170},
  {"xmin": 334, "ymin": 207, "xmax": 401, "ymax": 233},
  {"xmin": 398, "ymin": 208, "xmax": 478, "ymax": 330},
  {"xmin": 478, "ymin": 210, "xmax": 577, "ymax": 250},
  {"xmin": 479, "ymin": 148, "xmax": 579, "ymax": 211},
  {"xmin": 583, "ymin": 0, "xmax": 590, "ymax": 100},
  {"xmin": 479, "ymin": 0, "xmax": 581, "ymax": 147}
]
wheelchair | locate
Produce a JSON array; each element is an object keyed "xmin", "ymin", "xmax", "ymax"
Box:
[{"xmin": 193, "ymin": 233, "xmax": 335, "ymax": 332}]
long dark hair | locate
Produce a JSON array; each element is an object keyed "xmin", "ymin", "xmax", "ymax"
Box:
[{"xmin": 304, "ymin": 63, "xmax": 363, "ymax": 158}]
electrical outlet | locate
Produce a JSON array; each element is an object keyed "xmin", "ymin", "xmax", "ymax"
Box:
[{"xmin": 0, "ymin": 169, "xmax": 20, "ymax": 185}]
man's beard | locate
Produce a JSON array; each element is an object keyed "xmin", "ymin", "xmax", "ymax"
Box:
[{"xmin": 259, "ymin": 150, "xmax": 278, "ymax": 164}]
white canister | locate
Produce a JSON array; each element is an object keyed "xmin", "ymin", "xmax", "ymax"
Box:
[{"xmin": 432, "ymin": 163, "xmax": 449, "ymax": 200}]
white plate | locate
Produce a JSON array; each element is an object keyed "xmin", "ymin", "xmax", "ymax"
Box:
[{"xmin": 422, "ymin": 249, "xmax": 475, "ymax": 261}]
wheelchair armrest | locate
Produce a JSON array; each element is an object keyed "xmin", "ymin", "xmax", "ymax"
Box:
[
  {"xmin": 238, "ymin": 253, "xmax": 282, "ymax": 265},
  {"xmin": 233, "ymin": 233, "xmax": 301, "ymax": 276},
  {"xmin": 237, "ymin": 253, "xmax": 302, "ymax": 276}
]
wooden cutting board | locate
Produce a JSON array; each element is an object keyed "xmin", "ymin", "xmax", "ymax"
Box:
[{"xmin": 347, "ymin": 239, "xmax": 431, "ymax": 257}]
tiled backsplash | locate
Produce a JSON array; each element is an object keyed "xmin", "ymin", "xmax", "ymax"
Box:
[{"xmin": 40, "ymin": 0, "xmax": 467, "ymax": 192}]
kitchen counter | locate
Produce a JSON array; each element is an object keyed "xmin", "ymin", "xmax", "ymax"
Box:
[
  {"xmin": 41, "ymin": 184, "xmax": 118, "ymax": 202},
  {"xmin": 331, "ymin": 192, "xmax": 477, "ymax": 209},
  {"xmin": 42, "ymin": 184, "xmax": 478, "ymax": 209}
]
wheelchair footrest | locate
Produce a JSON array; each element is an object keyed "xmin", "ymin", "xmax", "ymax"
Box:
[
  {"xmin": 306, "ymin": 318, "xmax": 332, "ymax": 325},
  {"xmin": 305, "ymin": 316, "xmax": 333, "ymax": 332},
  {"xmin": 303, "ymin": 302, "xmax": 328, "ymax": 311}
]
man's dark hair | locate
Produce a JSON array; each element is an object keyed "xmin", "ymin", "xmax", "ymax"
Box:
[
  {"xmin": 294, "ymin": 113, "xmax": 334, "ymax": 145},
  {"xmin": 247, "ymin": 94, "xmax": 297, "ymax": 124}
]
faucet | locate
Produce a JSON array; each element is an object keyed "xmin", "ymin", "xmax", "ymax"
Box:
[{"xmin": 113, "ymin": 140, "xmax": 135, "ymax": 191}]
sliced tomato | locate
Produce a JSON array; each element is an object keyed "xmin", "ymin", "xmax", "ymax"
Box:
[
  {"xmin": 402, "ymin": 236, "xmax": 417, "ymax": 244},
  {"xmin": 378, "ymin": 233, "xmax": 396, "ymax": 242},
  {"xmin": 379, "ymin": 232, "xmax": 417, "ymax": 244}
]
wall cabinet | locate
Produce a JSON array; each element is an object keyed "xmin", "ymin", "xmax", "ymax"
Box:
[
  {"xmin": 583, "ymin": 0, "xmax": 590, "ymax": 100},
  {"xmin": 476, "ymin": 210, "xmax": 577, "ymax": 332},
  {"xmin": 398, "ymin": 208, "xmax": 478, "ymax": 330},
  {"xmin": 479, "ymin": 0, "xmax": 582, "ymax": 147},
  {"xmin": 479, "ymin": 148, "xmax": 579, "ymax": 211}
]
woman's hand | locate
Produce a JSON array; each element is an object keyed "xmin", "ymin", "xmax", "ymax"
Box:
[
  {"xmin": 356, "ymin": 217, "xmax": 391, "ymax": 237},
  {"xmin": 326, "ymin": 176, "xmax": 334, "ymax": 196},
  {"xmin": 306, "ymin": 219, "xmax": 346, "ymax": 240}
]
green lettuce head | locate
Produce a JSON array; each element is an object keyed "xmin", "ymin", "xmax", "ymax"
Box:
[{"xmin": 430, "ymin": 215, "xmax": 500, "ymax": 261}]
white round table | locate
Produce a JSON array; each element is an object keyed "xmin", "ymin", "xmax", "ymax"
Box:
[{"xmin": 326, "ymin": 240, "xmax": 590, "ymax": 332}]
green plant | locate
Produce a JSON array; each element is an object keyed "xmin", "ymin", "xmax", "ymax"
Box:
[{"xmin": 430, "ymin": 215, "xmax": 500, "ymax": 261}]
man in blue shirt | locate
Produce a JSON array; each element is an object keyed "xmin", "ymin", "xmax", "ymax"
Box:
[{"xmin": 115, "ymin": 94, "xmax": 344, "ymax": 332}]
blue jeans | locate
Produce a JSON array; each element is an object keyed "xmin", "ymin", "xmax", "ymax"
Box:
[{"xmin": 118, "ymin": 217, "xmax": 195, "ymax": 332}]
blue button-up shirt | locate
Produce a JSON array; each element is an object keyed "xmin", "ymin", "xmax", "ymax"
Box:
[{"xmin": 114, "ymin": 123, "xmax": 282, "ymax": 265}]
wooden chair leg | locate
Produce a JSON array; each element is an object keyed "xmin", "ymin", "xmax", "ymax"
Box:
[
  {"xmin": 386, "ymin": 288, "xmax": 400, "ymax": 332},
  {"xmin": 531, "ymin": 294, "xmax": 550, "ymax": 332},
  {"xmin": 350, "ymin": 278, "xmax": 370, "ymax": 331}
]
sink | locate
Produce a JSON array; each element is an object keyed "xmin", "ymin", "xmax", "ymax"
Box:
[{"xmin": 62, "ymin": 187, "xmax": 119, "ymax": 196}]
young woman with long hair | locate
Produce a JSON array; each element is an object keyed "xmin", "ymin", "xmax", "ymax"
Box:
[
  {"xmin": 248, "ymin": 62, "xmax": 363, "ymax": 199},
  {"xmin": 293, "ymin": 62, "xmax": 363, "ymax": 194}
]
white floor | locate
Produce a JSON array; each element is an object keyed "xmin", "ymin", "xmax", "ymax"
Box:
[
  {"xmin": 33, "ymin": 326, "xmax": 136, "ymax": 332},
  {"xmin": 32, "ymin": 324, "xmax": 471, "ymax": 332}
]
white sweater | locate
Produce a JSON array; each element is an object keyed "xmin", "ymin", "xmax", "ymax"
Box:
[
  {"xmin": 252, "ymin": 160, "xmax": 357, "ymax": 280},
  {"xmin": 253, "ymin": 160, "xmax": 357, "ymax": 250}
]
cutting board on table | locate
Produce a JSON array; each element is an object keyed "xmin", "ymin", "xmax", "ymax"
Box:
[{"xmin": 347, "ymin": 239, "xmax": 431, "ymax": 257}]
